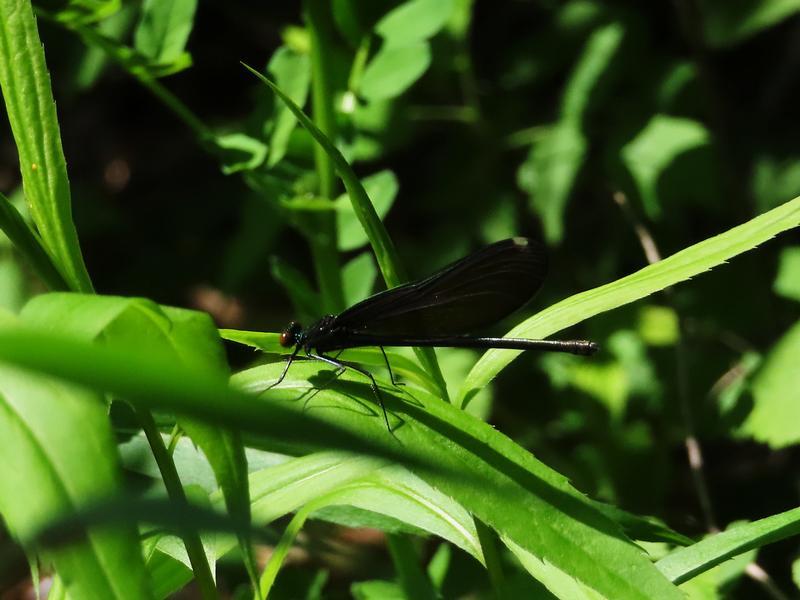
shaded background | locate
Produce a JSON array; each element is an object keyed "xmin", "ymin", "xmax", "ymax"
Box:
[{"xmin": 2, "ymin": 0, "xmax": 800, "ymax": 597}]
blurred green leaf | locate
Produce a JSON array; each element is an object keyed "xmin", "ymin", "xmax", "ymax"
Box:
[
  {"xmin": 657, "ymin": 508, "xmax": 800, "ymax": 584},
  {"xmin": 752, "ymin": 155, "xmax": 800, "ymax": 214},
  {"xmin": 520, "ymin": 21, "xmax": 623, "ymax": 244},
  {"xmin": 352, "ymin": 580, "xmax": 405, "ymax": 600},
  {"xmin": 518, "ymin": 121, "xmax": 587, "ymax": 245},
  {"xmin": 360, "ymin": 41, "xmax": 432, "ymax": 102},
  {"xmin": 638, "ymin": 305, "xmax": 679, "ymax": 346},
  {"xmin": 134, "ymin": 0, "xmax": 197, "ymax": 65},
  {"xmin": 50, "ymin": 0, "xmax": 121, "ymax": 25},
  {"xmin": 270, "ymin": 255, "xmax": 321, "ymax": 323},
  {"xmin": 741, "ymin": 318, "xmax": 800, "ymax": 447},
  {"xmin": 20, "ymin": 293, "xmax": 256, "ymax": 586},
  {"xmin": 793, "ymin": 556, "xmax": 800, "ymax": 592},
  {"xmin": 214, "ymin": 132, "xmax": 268, "ymax": 174},
  {"xmin": 72, "ymin": 3, "xmax": 138, "ymax": 90},
  {"xmin": 336, "ymin": 170, "xmax": 399, "ymax": 251},
  {"xmin": 342, "ymin": 251, "xmax": 378, "ymax": 305},
  {"xmin": 375, "ymin": 0, "xmax": 455, "ymax": 47},
  {"xmin": 458, "ymin": 195, "xmax": 800, "ymax": 407},
  {"xmin": 773, "ymin": 246, "xmax": 800, "ymax": 302},
  {"xmin": 266, "ymin": 46, "xmax": 311, "ymax": 167},
  {"xmin": 699, "ymin": 0, "xmax": 800, "ymax": 47},
  {"xmin": 621, "ymin": 115, "xmax": 710, "ymax": 219},
  {"xmin": 0, "ymin": 349, "xmax": 152, "ymax": 599},
  {"xmin": 0, "ymin": 0, "xmax": 94, "ymax": 292}
]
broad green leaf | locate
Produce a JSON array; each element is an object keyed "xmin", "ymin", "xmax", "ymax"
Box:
[
  {"xmin": 518, "ymin": 122, "xmax": 587, "ymax": 245},
  {"xmin": 134, "ymin": 0, "xmax": 198, "ymax": 65},
  {"xmin": 360, "ymin": 42, "xmax": 432, "ymax": 102},
  {"xmin": 20, "ymin": 293, "xmax": 255, "ymax": 588},
  {"xmin": 0, "ymin": 191, "xmax": 68, "ymax": 291},
  {"xmin": 740, "ymin": 318, "xmax": 800, "ymax": 447},
  {"xmin": 375, "ymin": 0, "xmax": 455, "ymax": 47},
  {"xmin": 0, "ymin": 254, "xmax": 24, "ymax": 312},
  {"xmin": 342, "ymin": 252, "xmax": 378, "ymax": 305},
  {"xmin": 242, "ymin": 64, "xmax": 448, "ymax": 400},
  {"xmin": 266, "ymin": 46, "xmax": 311, "ymax": 167},
  {"xmin": 773, "ymin": 246, "xmax": 800, "ymax": 302},
  {"xmin": 0, "ymin": 0, "xmax": 94, "ymax": 292},
  {"xmin": 457, "ymin": 195, "xmax": 800, "ymax": 407},
  {"xmin": 219, "ymin": 328, "xmax": 439, "ymax": 395},
  {"xmin": 72, "ymin": 4, "xmax": 138, "ymax": 90},
  {"xmin": 0, "ymin": 362, "xmax": 152, "ymax": 600},
  {"xmin": 657, "ymin": 507, "xmax": 800, "ymax": 584},
  {"xmin": 699, "ymin": 0, "xmax": 800, "ymax": 47},
  {"xmin": 236, "ymin": 362, "xmax": 681, "ymax": 599},
  {"xmin": 352, "ymin": 580, "xmax": 404, "ymax": 600},
  {"xmin": 621, "ymin": 115, "xmax": 710, "ymax": 219},
  {"xmin": 336, "ymin": 170, "xmax": 398, "ymax": 251},
  {"xmin": 0, "ymin": 327, "xmax": 422, "ymax": 460}
]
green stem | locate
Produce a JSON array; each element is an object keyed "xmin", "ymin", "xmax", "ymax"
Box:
[
  {"xmin": 386, "ymin": 533, "xmax": 437, "ymax": 600},
  {"xmin": 475, "ymin": 518, "xmax": 505, "ymax": 596},
  {"xmin": 304, "ymin": 0, "xmax": 345, "ymax": 314},
  {"xmin": 136, "ymin": 408, "xmax": 218, "ymax": 600}
]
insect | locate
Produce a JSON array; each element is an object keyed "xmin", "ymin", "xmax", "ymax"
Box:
[{"xmin": 271, "ymin": 237, "xmax": 598, "ymax": 428}]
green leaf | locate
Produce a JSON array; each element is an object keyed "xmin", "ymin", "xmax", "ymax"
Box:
[
  {"xmin": 740, "ymin": 318, "xmax": 800, "ymax": 447},
  {"xmin": 457, "ymin": 195, "xmax": 800, "ymax": 407},
  {"xmin": 0, "ymin": 191, "xmax": 68, "ymax": 291},
  {"xmin": 213, "ymin": 132, "xmax": 268, "ymax": 174},
  {"xmin": 0, "ymin": 359, "xmax": 152, "ymax": 599},
  {"xmin": 270, "ymin": 255, "xmax": 320, "ymax": 323},
  {"xmin": 518, "ymin": 121, "xmax": 587, "ymax": 245},
  {"xmin": 20, "ymin": 294, "xmax": 256, "ymax": 587},
  {"xmin": 49, "ymin": 0, "xmax": 121, "ymax": 25},
  {"xmin": 773, "ymin": 246, "xmax": 800, "ymax": 302},
  {"xmin": 266, "ymin": 46, "xmax": 311, "ymax": 167},
  {"xmin": 360, "ymin": 41, "xmax": 431, "ymax": 102},
  {"xmin": 342, "ymin": 251, "xmax": 378, "ymax": 305},
  {"xmin": 0, "ymin": 0, "xmax": 94, "ymax": 292},
  {"xmin": 236, "ymin": 362, "xmax": 682, "ymax": 599},
  {"xmin": 520, "ymin": 21, "xmax": 623, "ymax": 244},
  {"xmin": 752, "ymin": 155, "xmax": 800, "ymax": 214},
  {"xmin": 241, "ymin": 63, "xmax": 448, "ymax": 401},
  {"xmin": 657, "ymin": 508, "xmax": 800, "ymax": 584},
  {"xmin": 621, "ymin": 115, "xmax": 710, "ymax": 219},
  {"xmin": 637, "ymin": 305, "xmax": 679, "ymax": 346},
  {"xmin": 375, "ymin": 0, "xmax": 455, "ymax": 47},
  {"xmin": 0, "ymin": 327, "xmax": 419, "ymax": 459},
  {"xmin": 336, "ymin": 170, "xmax": 398, "ymax": 251},
  {"xmin": 134, "ymin": 0, "xmax": 198, "ymax": 65},
  {"xmin": 699, "ymin": 0, "xmax": 800, "ymax": 47}
]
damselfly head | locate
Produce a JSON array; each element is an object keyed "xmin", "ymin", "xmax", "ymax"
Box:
[{"xmin": 279, "ymin": 321, "xmax": 303, "ymax": 347}]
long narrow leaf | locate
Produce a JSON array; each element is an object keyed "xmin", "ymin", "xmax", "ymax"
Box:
[
  {"xmin": 241, "ymin": 62, "xmax": 449, "ymax": 400},
  {"xmin": 457, "ymin": 195, "xmax": 800, "ymax": 406},
  {"xmin": 0, "ymin": 191, "xmax": 68, "ymax": 290},
  {"xmin": 0, "ymin": 0, "xmax": 93, "ymax": 292}
]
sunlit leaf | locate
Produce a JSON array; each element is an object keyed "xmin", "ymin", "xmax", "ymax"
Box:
[
  {"xmin": 360, "ymin": 41, "xmax": 432, "ymax": 101},
  {"xmin": 375, "ymin": 0, "xmax": 455, "ymax": 47},
  {"xmin": 774, "ymin": 246, "xmax": 800, "ymax": 302},
  {"xmin": 699, "ymin": 0, "xmax": 800, "ymax": 47},
  {"xmin": 741, "ymin": 318, "xmax": 800, "ymax": 447},
  {"xmin": 134, "ymin": 0, "xmax": 197, "ymax": 65}
]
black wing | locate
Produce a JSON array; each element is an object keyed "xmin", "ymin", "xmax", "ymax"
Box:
[{"xmin": 332, "ymin": 237, "xmax": 547, "ymax": 337}]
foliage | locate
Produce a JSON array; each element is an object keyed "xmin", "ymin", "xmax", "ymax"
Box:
[{"xmin": 1, "ymin": 0, "xmax": 800, "ymax": 599}]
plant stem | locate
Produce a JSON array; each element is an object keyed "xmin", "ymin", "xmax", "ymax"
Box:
[
  {"xmin": 135, "ymin": 408, "xmax": 218, "ymax": 600},
  {"xmin": 304, "ymin": 0, "xmax": 345, "ymax": 314},
  {"xmin": 386, "ymin": 533, "xmax": 437, "ymax": 600}
]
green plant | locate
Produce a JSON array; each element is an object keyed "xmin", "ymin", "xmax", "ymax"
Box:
[{"xmin": 2, "ymin": 1, "xmax": 800, "ymax": 599}]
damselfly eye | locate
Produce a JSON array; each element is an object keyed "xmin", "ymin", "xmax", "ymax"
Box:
[{"xmin": 279, "ymin": 322, "xmax": 302, "ymax": 347}]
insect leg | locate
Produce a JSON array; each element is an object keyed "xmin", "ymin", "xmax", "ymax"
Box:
[
  {"xmin": 307, "ymin": 352, "xmax": 391, "ymax": 431},
  {"xmin": 379, "ymin": 346, "xmax": 404, "ymax": 388},
  {"xmin": 266, "ymin": 346, "xmax": 301, "ymax": 390}
]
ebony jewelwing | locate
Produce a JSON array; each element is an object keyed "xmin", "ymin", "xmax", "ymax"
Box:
[{"xmin": 271, "ymin": 237, "xmax": 598, "ymax": 429}]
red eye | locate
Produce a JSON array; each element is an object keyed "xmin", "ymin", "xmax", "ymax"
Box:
[{"xmin": 279, "ymin": 331, "xmax": 291, "ymax": 347}]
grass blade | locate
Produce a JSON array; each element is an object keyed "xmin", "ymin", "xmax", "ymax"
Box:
[{"xmin": 457, "ymin": 194, "xmax": 800, "ymax": 407}]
